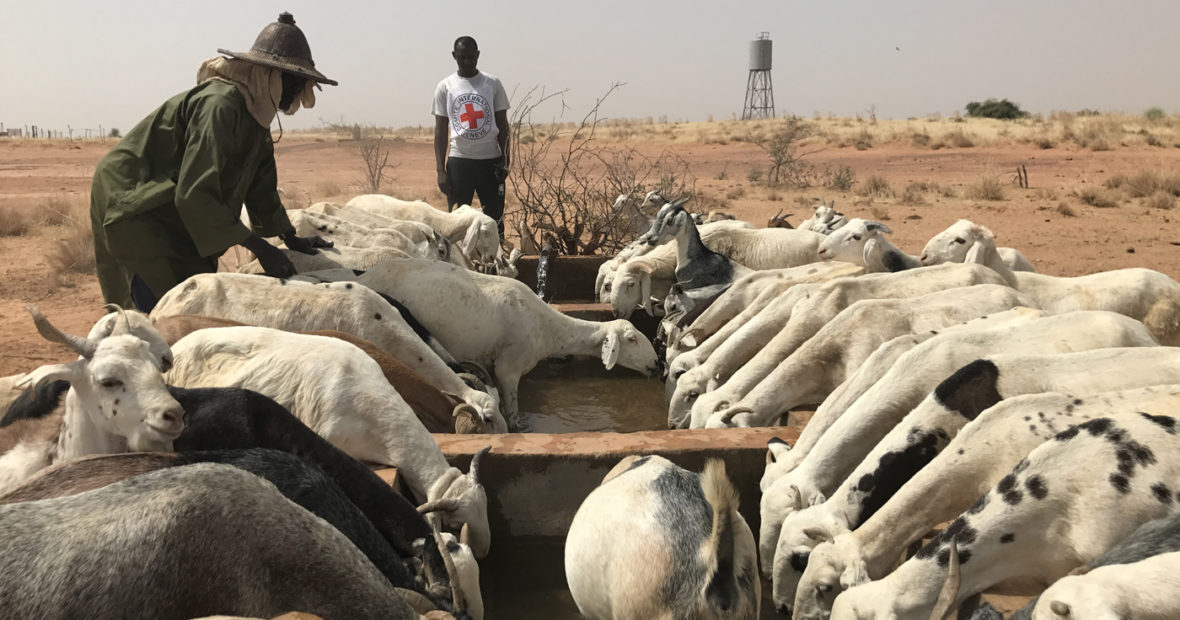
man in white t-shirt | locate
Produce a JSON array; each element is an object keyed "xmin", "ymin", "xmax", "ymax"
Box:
[{"xmin": 433, "ymin": 35, "xmax": 510, "ymax": 238}]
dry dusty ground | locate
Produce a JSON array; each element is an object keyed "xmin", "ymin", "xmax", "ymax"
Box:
[{"xmin": 3, "ymin": 125, "xmax": 1177, "ymax": 375}]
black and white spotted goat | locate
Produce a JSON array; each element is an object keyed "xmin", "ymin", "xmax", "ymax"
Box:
[{"xmin": 831, "ymin": 409, "xmax": 1180, "ymax": 619}]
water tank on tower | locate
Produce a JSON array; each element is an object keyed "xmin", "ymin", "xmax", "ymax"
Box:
[{"xmin": 742, "ymin": 32, "xmax": 775, "ymax": 120}]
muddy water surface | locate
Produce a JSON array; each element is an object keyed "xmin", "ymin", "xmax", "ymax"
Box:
[{"xmin": 516, "ymin": 357, "xmax": 668, "ymax": 433}]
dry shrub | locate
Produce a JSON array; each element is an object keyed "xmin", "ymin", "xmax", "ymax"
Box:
[
  {"xmin": 1145, "ymin": 191, "xmax": 1176, "ymax": 210},
  {"xmin": 1074, "ymin": 186, "xmax": 1122, "ymax": 208},
  {"xmin": 899, "ymin": 182, "xmax": 927, "ymax": 205},
  {"xmin": 38, "ymin": 196, "xmax": 76, "ymax": 227},
  {"xmin": 1055, "ymin": 202, "xmax": 1077, "ymax": 217},
  {"xmin": 0, "ymin": 205, "xmax": 32, "ymax": 237},
  {"xmin": 910, "ymin": 130, "xmax": 931, "ymax": 147},
  {"xmin": 857, "ymin": 174, "xmax": 894, "ymax": 198},
  {"xmin": 965, "ymin": 175, "xmax": 1006, "ymax": 201},
  {"xmin": 1074, "ymin": 118, "xmax": 1123, "ymax": 151},
  {"xmin": 934, "ymin": 128, "xmax": 974, "ymax": 149},
  {"xmin": 1034, "ymin": 137, "xmax": 1055, "ymax": 149},
  {"xmin": 869, "ymin": 205, "xmax": 891, "ymax": 221},
  {"xmin": 854, "ymin": 128, "xmax": 873, "ymax": 151},
  {"xmin": 44, "ymin": 200, "xmax": 95, "ymax": 279},
  {"xmin": 725, "ymin": 186, "xmax": 747, "ymax": 200},
  {"xmin": 1107, "ymin": 170, "xmax": 1180, "ymax": 198}
]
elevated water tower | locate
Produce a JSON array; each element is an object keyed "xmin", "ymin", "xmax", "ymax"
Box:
[{"xmin": 742, "ymin": 32, "xmax": 775, "ymax": 120}]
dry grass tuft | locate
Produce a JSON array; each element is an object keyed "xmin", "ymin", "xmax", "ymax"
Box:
[
  {"xmin": 965, "ymin": 175, "xmax": 1006, "ymax": 201},
  {"xmin": 38, "ymin": 196, "xmax": 76, "ymax": 227},
  {"xmin": 869, "ymin": 205, "xmax": 891, "ymax": 221},
  {"xmin": 1144, "ymin": 191, "xmax": 1176, "ymax": 210},
  {"xmin": 1106, "ymin": 170, "xmax": 1180, "ymax": 198},
  {"xmin": 1034, "ymin": 187, "xmax": 1058, "ymax": 201},
  {"xmin": 899, "ymin": 182, "xmax": 928, "ymax": 205},
  {"xmin": 44, "ymin": 199, "xmax": 95, "ymax": 279},
  {"xmin": 0, "ymin": 206, "xmax": 33, "ymax": 236},
  {"xmin": 1074, "ymin": 186, "xmax": 1122, "ymax": 208},
  {"xmin": 857, "ymin": 174, "xmax": 894, "ymax": 199},
  {"xmin": 1055, "ymin": 202, "xmax": 1077, "ymax": 217}
]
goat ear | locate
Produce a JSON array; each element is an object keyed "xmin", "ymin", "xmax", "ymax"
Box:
[
  {"xmin": 788, "ymin": 484, "xmax": 804, "ymax": 511},
  {"xmin": 964, "ymin": 239, "xmax": 995, "ymax": 266},
  {"xmin": 862, "ymin": 236, "xmax": 883, "ymax": 267},
  {"xmin": 602, "ymin": 330, "xmax": 620, "ymax": 370},
  {"xmin": 839, "ymin": 558, "xmax": 870, "ymax": 590},
  {"xmin": 766, "ymin": 438, "xmax": 792, "ymax": 465},
  {"xmin": 808, "ymin": 491, "xmax": 827, "ymax": 507},
  {"xmin": 17, "ymin": 361, "xmax": 82, "ymax": 392},
  {"xmin": 460, "ymin": 220, "xmax": 481, "ymax": 258},
  {"xmin": 1049, "ymin": 601, "xmax": 1071, "ymax": 616},
  {"xmin": 969, "ymin": 222, "xmax": 995, "ymax": 239},
  {"xmin": 803, "ymin": 527, "xmax": 831, "ymax": 543},
  {"xmin": 640, "ymin": 273, "xmax": 654, "ymax": 316},
  {"xmin": 865, "ymin": 221, "xmax": 892, "ymax": 234},
  {"xmin": 679, "ymin": 330, "xmax": 698, "ymax": 349}
]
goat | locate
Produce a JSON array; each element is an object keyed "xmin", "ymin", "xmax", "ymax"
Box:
[
  {"xmin": 1010, "ymin": 268, "xmax": 1180, "ymax": 346},
  {"xmin": 565, "ymin": 455, "xmax": 759, "ymax": 619},
  {"xmin": 149, "ymin": 273, "xmax": 503, "ymax": 431},
  {"xmin": 355, "ymin": 258, "xmax": 659, "ymax": 426},
  {"xmin": 707, "ymin": 283, "xmax": 1035, "ymax": 429},
  {"xmin": 920, "ymin": 219, "xmax": 1035, "ymax": 273},
  {"xmin": 795, "ymin": 201, "xmax": 847, "ymax": 235},
  {"xmin": 1011, "ymin": 513, "xmax": 1180, "ymax": 619},
  {"xmin": 346, "ymin": 194, "xmax": 501, "ymax": 265},
  {"xmin": 831, "ymin": 411, "xmax": 1180, "ymax": 619},
  {"xmin": 0, "ymin": 463, "xmax": 421, "ymax": 619},
  {"xmin": 151, "ymin": 315, "xmax": 487, "ymax": 434},
  {"xmin": 0, "ymin": 306, "xmax": 183, "ymax": 495},
  {"xmin": 779, "ymin": 348, "xmax": 1180, "ymax": 615},
  {"xmin": 681, "ymin": 263, "xmax": 1012, "ymax": 429},
  {"xmin": 757, "ymin": 310, "xmax": 1158, "ymax": 588},
  {"xmin": 817, "ymin": 219, "xmax": 922, "ymax": 272},
  {"xmin": 642, "ymin": 198, "xmax": 752, "ymax": 305},
  {"xmin": 0, "ymin": 448, "xmax": 476, "ymax": 617},
  {"xmin": 164, "ymin": 325, "xmax": 495, "ymax": 558}
]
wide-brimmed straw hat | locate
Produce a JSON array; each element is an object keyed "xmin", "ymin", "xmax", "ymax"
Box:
[{"xmin": 218, "ymin": 12, "xmax": 337, "ymax": 86}]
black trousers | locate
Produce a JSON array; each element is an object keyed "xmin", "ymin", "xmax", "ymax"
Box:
[{"xmin": 445, "ymin": 156, "xmax": 504, "ymax": 238}]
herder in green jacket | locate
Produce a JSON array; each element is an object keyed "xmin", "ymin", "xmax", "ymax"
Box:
[{"xmin": 91, "ymin": 12, "xmax": 335, "ymax": 312}]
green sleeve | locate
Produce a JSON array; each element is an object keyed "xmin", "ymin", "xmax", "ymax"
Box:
[
  {"xmin": 243, "ymin": 140, "xmax": 293, "ymax": 237},
  {"xmin": 173, "ymin": 96, "xmax": 254, "ymax": 257}
]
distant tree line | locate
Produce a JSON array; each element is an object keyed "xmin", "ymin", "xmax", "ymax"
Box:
[{"xmin": 965, "ymin": 98, "xmax": 1029, "ymax": 120}]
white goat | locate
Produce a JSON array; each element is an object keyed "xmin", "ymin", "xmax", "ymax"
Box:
[
  {"xmin": 682, "ymin": 263, "xmax": 1011, "ymax": 429},
  {"xmin": 149, "ymin": 273, "xmax": 505, "ymax": 432},
  {"xmin": 1032, "ymin": 550, "xmax": 1180, "ymax": 620},
  {"xmin": 347, "ymin": 194, "xmax": 501, "ymax": 264},
  {"xmin": 305, "ymin": 201, "xmax": 441, "ymax": 245},
  {"xmin": 817, "ymin": 219, "xmax": 922, "ymax": 272},
  {"xmin": 565, "ymin": 455, "xmax": 759, "ymax": 620},
  {"xmin": 706, "ymin": 282, "xmax": 1034, "ymax": 429},
  {"xmin": 356, "ymin": 259, "xmax": 659, "ymax": 425},
  {"xmin": 920, "ymin": 219, "xmax": 1035, "ymax": 272},
  {"xmin": 798, "ymin": 386, "xmax": 1180, "ymax": 620},
  {"xmin": 239, "ymin": 245, "xmax": 411, "ymax": 274},
  {"xmin": 609, "ymin": 241, "xmax": 678, "ymax": 319},
  {"xmin": 831, "ymin": 410, "xmax": 1180, "ymax": 619},
  {"xmin": 1010, "ymin": 268, "xmax": 1180, "ymax": 346},
  {"xmin": 797, "ymin": 201, "xmax": 848, "ymax": 235},
  {"xmin": 757, "ymin": 310, "xmax": 1158, "ymax": 586},
  {"xmin": 1, "ymin": 306, "xmax": 183, "ymax": 495},
  {"xmin": 288, "ymin": 208, "xmax": 447, "ymax": 260},
  {"xmin": 165, "ymin": 326, "xmax": 494, "ymax": 558},
  {"xmin": 778, "ymin": 348, "xmax": 1180, "ymax": 615}
]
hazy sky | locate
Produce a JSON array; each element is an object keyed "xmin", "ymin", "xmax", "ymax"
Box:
[{"xmin": 2, "ymin": 0, "xmax": 1176, "ymax": 136}]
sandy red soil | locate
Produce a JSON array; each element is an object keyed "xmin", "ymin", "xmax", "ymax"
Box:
[{"xmin": 2, "ymin": 133, "xmax": 1178, "ymax": 378}]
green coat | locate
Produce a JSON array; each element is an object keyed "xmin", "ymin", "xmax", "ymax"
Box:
[{"xmin": 91, "ymin": 79, "xmax": 291, "ymax": 306}]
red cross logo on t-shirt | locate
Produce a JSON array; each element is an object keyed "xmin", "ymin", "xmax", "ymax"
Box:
[{"xmin": 460, "ymin": 103, "xmax": 485, "ymax": 130}]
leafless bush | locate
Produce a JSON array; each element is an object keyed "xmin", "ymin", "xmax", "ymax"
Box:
[
  {"xmin": 751, "ymin": 116, "xmax": 823, "ymax": 187},
  {"xmin": 356, "ymin": 130, "xmax": 398, "ymax": 194},
  {"xmin": 965, "ymin": 175, "xmax": 1006, "ymax": 201},
  {"xmin": 507, "ymin": 83, "xmax": 698, "ymax": 255},
  {"xmin": 857, "ymin": 174, "xmax": 894, "ymax": 198}
]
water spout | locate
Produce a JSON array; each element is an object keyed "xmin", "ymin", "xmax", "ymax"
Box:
[{"xmin": 536, "ymin": 241, "xmax": 553, "ymax": 299}]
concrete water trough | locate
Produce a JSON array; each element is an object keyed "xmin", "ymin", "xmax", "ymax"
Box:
[{"xmin": 379, "ymin": 253, "xmax": 802, "ymax": 618}]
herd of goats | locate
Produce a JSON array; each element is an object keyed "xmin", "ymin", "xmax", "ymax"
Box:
[{"xmin": 1, "ymin": 190, "xmax": 1179, "ymax": 620}]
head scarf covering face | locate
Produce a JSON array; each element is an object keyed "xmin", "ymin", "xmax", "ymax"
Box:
[{"xmin": 196, "ymin": 57, "xmax": 316, "ymax": 128}]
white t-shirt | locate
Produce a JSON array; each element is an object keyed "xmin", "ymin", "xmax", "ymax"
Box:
[{"xmin": 432, "ymin": 71, "xmax": 510, "ymax": 160}]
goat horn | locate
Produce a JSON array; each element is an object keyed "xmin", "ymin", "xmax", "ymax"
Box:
[
  {"xmin": 27, "ymin": 304, "xmax": 97, "ymax": 359},
  {"xmin": 102, "ymin": 303, "xmax": 131, "ymax": 335},
  {"xmin": 394, "ymin": 588, "xmax": 439, "ymax": 614},
  {"xmin": 470, "ymin": 446, "xmax": 491, "ymax": 485},
  {"xmin": 428, "ymin": 515, "xmax": 466, "ymax": 614},
  {"xmin": 417, "ymin": 499, "xmax": 462, "ymax": 515},
  {"xmin": 460, "ymin": 523, "xmax": 470, "ymax": 546},
  {"xmin": 720, "ymin": 406, "xmax": 753, "ymax": 424},
  {"xmin": 929, "ymin": 537, "xmax": 961, "ymax": 620}
]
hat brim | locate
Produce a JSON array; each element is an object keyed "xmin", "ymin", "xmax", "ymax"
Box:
[{"xmin": 217, "ymin": 49, "xmax": 338, "ymax": 86}]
